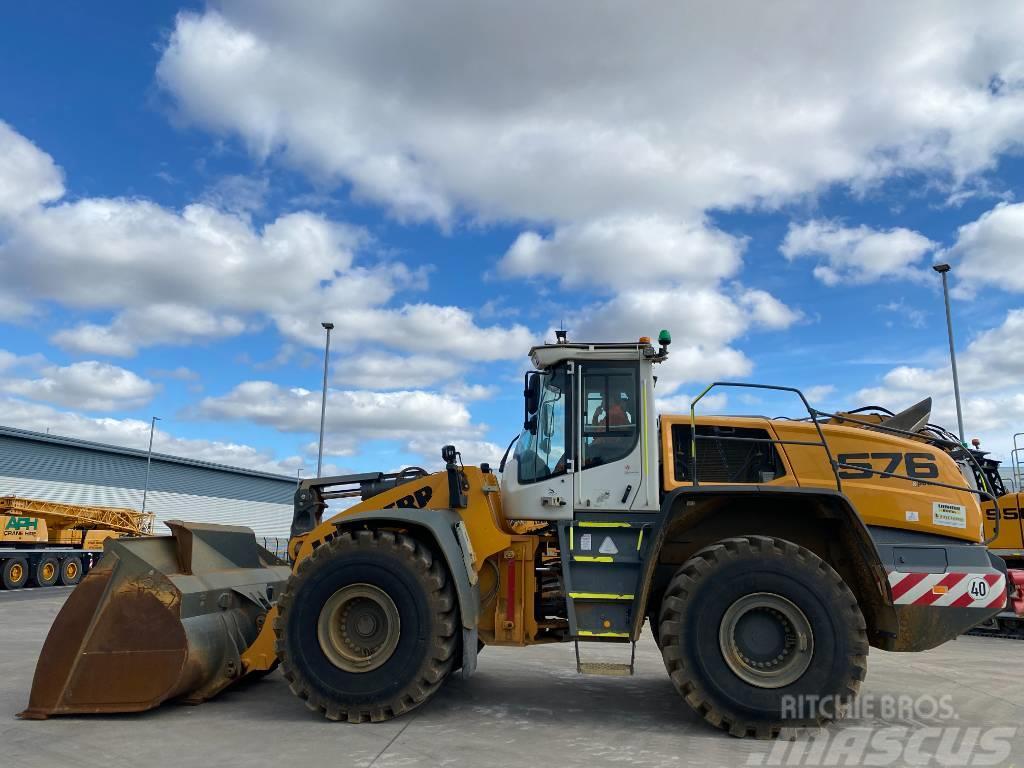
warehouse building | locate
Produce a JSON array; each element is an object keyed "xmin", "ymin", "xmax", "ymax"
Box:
[{"xmin": 0, "ymin": 425, "xmax": 297, "ymax": 544}]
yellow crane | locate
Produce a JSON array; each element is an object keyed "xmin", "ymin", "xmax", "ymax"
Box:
[{"xmin": 0, "ymin": 496, "xmax": 153, "ymax": 589}]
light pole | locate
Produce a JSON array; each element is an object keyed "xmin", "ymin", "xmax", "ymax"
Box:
[
  {"xmin": 141, "ymin": 416, "xmax": 161, "ymax": 514},
  {"xmin": 317, "ymin": 322, "xmax": 334, "ymax": 478},
  {"xmin": 932, "ymin": 264, "xmax": 965, "ymax": 442}
]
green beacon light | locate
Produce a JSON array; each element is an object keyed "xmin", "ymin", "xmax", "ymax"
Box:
[{"xmin": 658, "ymin": 329, "xmax": 671, "ymax": 346}]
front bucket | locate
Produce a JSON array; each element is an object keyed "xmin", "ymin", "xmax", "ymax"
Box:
[{"xmin": 19, "ymin": 520, "xmax": 292, "ymax": 719}]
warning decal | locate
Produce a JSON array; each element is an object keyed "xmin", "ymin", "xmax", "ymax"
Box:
[
  {"xmin": 579, "ymin": 533, "xmax": 592, "ymax": 551},
  {"xmin": 598, "ymin": 536, "xmax": 618, "ymax": 555}
]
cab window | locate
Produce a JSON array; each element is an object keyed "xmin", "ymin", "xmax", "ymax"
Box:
[
  {"xmin": 516, "ymin": 366, "xmax": 569, "ymax": 484},
  {"xmin": 581, "ymin": 363, "xmax": 638, "ymax": 469}
]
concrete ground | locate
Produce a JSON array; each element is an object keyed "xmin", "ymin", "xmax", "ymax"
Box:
[{"xmin": 1, "ymin": 588, "xmax": 1022, "ymax": 768}]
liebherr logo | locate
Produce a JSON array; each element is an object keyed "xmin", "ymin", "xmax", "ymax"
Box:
[{"xmin": 384, "ymin": 485, "xmax": 433, "ymax": 509}]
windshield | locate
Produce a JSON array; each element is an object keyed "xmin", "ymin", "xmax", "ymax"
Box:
[{"xmin": 515, "ymin": 366, "xmax": 567, "ymax": 484}]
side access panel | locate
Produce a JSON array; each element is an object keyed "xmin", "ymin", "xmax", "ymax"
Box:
[{"xmin": 557, "ymin": 514, "xmax": 659, "ymax": 640}]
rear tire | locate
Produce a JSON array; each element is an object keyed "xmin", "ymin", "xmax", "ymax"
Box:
[
  {"xmin": 60, "ymin": 556, "xmax": 83, "ymax": 586},
  {"xmin": 275, "ymin": 530, "xmax": 458, "ymax": 722},
  {"xmin": 32, "ymin": 556, "xmax": 59, "ymax": 587},
  {"xmin": 658, "ymin": 536, "xmax": 867, "ymax": 738},
  {"xmin": 2, "ymin": 557, "xmax": 29, "ymax": 590}
]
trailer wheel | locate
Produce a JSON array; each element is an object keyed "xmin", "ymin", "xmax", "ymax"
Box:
[
  {"xmin": 658, "ymin": 536, "xmax": 867, "ymax": 738},
  {"xmin": 32, "ymin": 556, "xmax": 60, "ymax": 588},
  {"xmin": 2, "ymin": 557, "xmax": 29, "ymax": 590},
  {"xmin": 60, "ymin": 556, "xmax": 83, "ymax": 586},
  {"xmin": 275, "ymin": 529, "xmax": 458, "ymax": 723}
]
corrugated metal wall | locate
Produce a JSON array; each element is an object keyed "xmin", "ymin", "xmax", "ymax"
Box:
[{"xmin": 0, "ymin": 434, "xmax": 296, "ymax": 538}]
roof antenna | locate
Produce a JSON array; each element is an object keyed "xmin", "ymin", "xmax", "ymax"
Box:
[{"xmin": 555, "ymin": 320, "xmax": 567, "ymax": 345}]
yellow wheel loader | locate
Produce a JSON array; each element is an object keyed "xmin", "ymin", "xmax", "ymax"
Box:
[
  {"xmin": 20, "ymin": 332, "xmax": 1023, "ymax": 737},
  {"xmin": 961, "ymin": 441, "xmax": 1024, "ymax": 636}
]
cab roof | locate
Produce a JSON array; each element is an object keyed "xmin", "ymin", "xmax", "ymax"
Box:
[{"xmin": 529, "ymin": 340, "xmax": 660, "ymax": 369}]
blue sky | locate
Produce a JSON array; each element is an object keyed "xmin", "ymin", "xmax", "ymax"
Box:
[{"xmin": 2, "ymin": 2, "xmax": 1023, "ymax": 477}]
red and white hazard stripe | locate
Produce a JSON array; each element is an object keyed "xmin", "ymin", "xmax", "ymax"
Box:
[{"xmin": 887, "ymin": 570, "xmax": 1007, "ymax": 609}]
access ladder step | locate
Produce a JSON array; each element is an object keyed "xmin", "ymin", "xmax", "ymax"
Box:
[
  {"xmin": 574, "ymin": 639, "xmax": 636, "ymax": 676},
  {"xmin": 577, "ymin": 662, "xmax": 633, "ymax": 677}
]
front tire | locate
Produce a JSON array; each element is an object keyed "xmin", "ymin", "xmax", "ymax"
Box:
[
  {"xmin": 658, "ymin": 536, "xmax": 867, "ymax": 738},
  {"xmin": 275, "ymin": 530, "xmax": 458, "ymax": 722}
]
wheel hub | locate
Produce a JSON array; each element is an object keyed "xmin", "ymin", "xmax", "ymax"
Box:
[
  {"xmin": 317, "ymin": 584, "xmax": 401, "ymax": 673},
  {"xmin": 719, "ymin": 592, "xmax": 814, "ymax": 689}
]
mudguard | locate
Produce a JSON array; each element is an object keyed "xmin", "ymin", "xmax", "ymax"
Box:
[{"xmin": 331, "ymin": 507, "xmax": 481, "ymax": 630}]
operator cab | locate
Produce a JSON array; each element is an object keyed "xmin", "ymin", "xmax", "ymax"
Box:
[{"xmin": 501, "ymin": 332, "xmax": 670, "ymax": 521}]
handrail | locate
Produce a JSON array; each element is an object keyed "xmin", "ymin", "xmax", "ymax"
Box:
[
  {"xmin": 1014, "ymin": 433, "xmax": 1024, "ymax": 492},
  {"xmin": 690, "ymin": 382, "xmax": 842, "ymax": 492},
  {"xmin": 1011, "ymin": 447, "xmax": 1024, "ymax": 495},
  {"xmin": 689, "ymin": 383, "xmax": 1003, "ymax": 545}
]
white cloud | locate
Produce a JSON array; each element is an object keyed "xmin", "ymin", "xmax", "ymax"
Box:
[
  {"xmin": 855, "ymin": 307, "xmax": 1024, "ymax": 460},
  {"xmin": 0, "ymin": 350, "xmax": 45, "ymax": 373},
  {"xmin": 0, "ymin": 121, "xmax": 63, "ymax": 218},
  {"xmin": 201, "ymin": 174, "xmax": 270, "ymax": 215},
  {"xmin": 2, "ymin": 360, "xmax": 158, "ymax": 412},
  {"xmin": 0, "ymin": 122, "xmax": 535, "ymax": 361},
  {"xmin": 500, "ymin": 215, "xmax": 745, "ymax": 290},
  {"xmin": 404, "ymin": 437, "xmax": 505, "ymax": 469},
  {"xmin": 945, "ymin": 201, "xmax": 1024, "ymax": 297},
  {"xmin": 158, "ymin": 4, "xmax": 1024, "ymax": 227},
  {"xmin": 781, "ymin": 221, "xmax": 935, "ymax": 285},
  {"xmin": 738, "ymin": 289, "xmax": 804, "ymax": 330},
  {"xmin": 151, "ymin": 3, "xmax": 1024, "ymax": 393},
  {"xmin": 565, "ymin": 285, "xmax": 800, "ymax": 392},
  {"xmin": 280, "ymin": 303, "xmax": 535, "ymax": 361},
  {"xmin": 194, "ymin": 382, "xmax": 481, "ymax": 454},
  {"xmin": 879, "ymin": 299, "xmax": 928, "ymax": 329},
  {"xmin": 803, "ymin": 385, "xmax": 836, "ymax": 404},
  {"xmin": 0, "ymin": 396, "xmax": 303, "ymax": 475},
  {"xmin": 655, "ymin": 392, "xmax": 729, "ymax": 414},
  {"xmin": 444, "ymin": 382, "xmax": 498, "ymax": 401},
  {"xmin": 52, "ymin": 306, "xmax": 247, "ymax": 357},
  {"xmin": 332, "ymin": 352, "xmax": 463, "ymax": 390},
  {"xmin": 150, "ymin": 366, "xmax": 200, "ymax": 382}
]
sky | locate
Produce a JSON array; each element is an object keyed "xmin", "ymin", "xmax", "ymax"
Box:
[{"xmin": 2, "ymin": 2, "xmax": 1024, "ymax": 480}]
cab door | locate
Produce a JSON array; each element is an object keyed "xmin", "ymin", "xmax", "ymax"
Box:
[
  {"xmin": 500, "ymin": 363, "xmax": 575, "ymax": 521},
  {"xmin": 574, "ymin": 362, "xmax": 644, "ymax": 511}
]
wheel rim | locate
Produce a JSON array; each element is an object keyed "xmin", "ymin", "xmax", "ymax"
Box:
[
  {"xmin": 9, "ymin": 563, "xmax": 24, "ymax": 584},
  {"xmin": 65, "ymin": 562, "xmax": 78, "ymax": 580},
  {"xmin": 41, "ymin": 562, "xmax": 55, "ymax": 582},
  {"xmin": 718, "ymin": 592, "xmax": 814, "ymax": 689},
  {"xmin": 317, "ymin": 583, "xmax": 401, "ymax": 673}
]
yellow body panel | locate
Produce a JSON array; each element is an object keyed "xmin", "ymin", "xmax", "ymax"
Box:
[
  {"xmin": 0, "ymin": 515, "xmax": 120, "ymax": 549},
  {"xmin": 245, "ymin": 467, "xmax": 518, "ymax": 673},
  {"xmin": 660, "ymin": 415, "xmax": 983, "ymax": 543},
  {"xmin": 986, "ymin": 492, "xmax": 1024, "ymax": 557}
]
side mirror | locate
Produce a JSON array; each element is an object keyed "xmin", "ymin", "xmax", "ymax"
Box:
[{"xmin": 523, "ymin": 371, "xmax": 542, "ymax": 428}]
